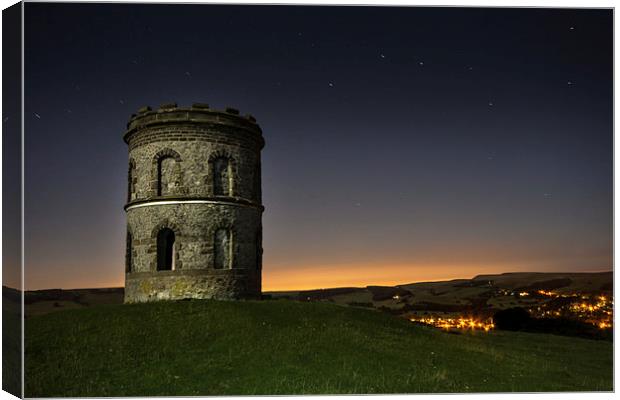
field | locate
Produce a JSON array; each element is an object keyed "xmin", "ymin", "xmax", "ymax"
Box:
[
  {"xmin": 25, "ymin": 299, "xmax": 612, "ymax": 396},
  {"xmin": 268, "ymin": 272, "xmax": 613, "ymax": 331},
  {"xmin": 2, "ymin": 287, "xmax": 22, "ymax": 397}
]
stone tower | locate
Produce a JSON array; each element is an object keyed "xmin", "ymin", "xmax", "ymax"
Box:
[{"xmin": 123, "ymin": 102, "xmax": 264, "ymax": 303}]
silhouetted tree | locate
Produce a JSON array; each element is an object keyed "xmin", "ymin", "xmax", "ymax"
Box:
[{"xmin": 493, "ymin": 307, "xmax": 531, "ymax": 331}]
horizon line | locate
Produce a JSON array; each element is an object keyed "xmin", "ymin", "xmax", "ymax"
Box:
[{"xmin": 8, "ymin": 269, "xmax": 613, "ymax": 293}]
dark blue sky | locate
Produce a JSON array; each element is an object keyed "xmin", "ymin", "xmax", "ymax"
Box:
[{"xmin": 20, "ymin": 4, "xmax": 612, "ymax": 290}]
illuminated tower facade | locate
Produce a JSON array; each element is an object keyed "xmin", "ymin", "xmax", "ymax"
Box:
[{"xmin": 123, "ymin": 102, "xmax": 264, "ymax": 302}]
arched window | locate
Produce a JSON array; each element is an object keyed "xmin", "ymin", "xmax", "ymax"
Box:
[
  {"xmin": 254, "ymin": 161, "xmax": 261, "ymax": 202},
  {"xmin": 157, "ymin": 156, "xmax": 176, "ymax": 196},
  {"xmin": 126, "ymin": 231, "xmax": 133, "ymax": 273},
  {"xmin": 213, "ymin": 157, "xmax": 232, "ymax": 196},
  {"xmin": 152, "ymin": 149, "xmax": 182, "ymax": 197},
  {"xmin": 214, "ymin": 228, "xmax": 232, "ymax": 269},
  {"xmin": 127, "ymin": 160, "xmax": 136, "ymax": 202},
  {"xmin": 157, "ymin": 228, "xmax": 176, "ymax": 271},
  {"xmin": 255, "ymin": 228, "xmax": 262, "ymax": 271}
]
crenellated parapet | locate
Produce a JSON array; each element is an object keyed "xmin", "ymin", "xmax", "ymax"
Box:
[{"xmin": 123, "ymin": 102, "xmax": 264, "ymax": 149}]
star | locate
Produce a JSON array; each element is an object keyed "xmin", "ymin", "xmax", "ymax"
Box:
[
  {"xmin": 119, "ymin": 99, "xmax": 125, "ymax": 105},
  {"xmin": 3, "ymin": 117, "xmax": 8, "ymax": 123},
  {"xmin": 418, "ymin": 61, "xmax": 424, "ymax": 66},
  {"xmin": 567, "ymin": 81, "xmax": 573, "ymax": 85},
  {"xmin": 543, "ymin": 193, "xmax": 552, "ymax": 198},
  {"xmin": 380, "ymin": 53, "xmax": 386, "ymax": 59},
  {"xmin": 185, "ymin": 71, "xmax": 191, "ymax": 78},
  {"xmin": 328, "ymin": 82, "xmax": 334, "ymax": 87},
  {"xmin": 467, "ymin": 66, "xmax": 474, "ymax": 71},
  {"xmin": 34, "ymin": 113, "xmax": 41, "ymax": 119},
  {"xmin": 569, "ymin": 26, "xmax": 575, "ymax": 31},
  {"xmin": 488, "ymin": 101, "xmax": 494, "ymax": 106},
  {"xmin": 355, "ymin": 203, "xmax": 361, "ymax": 207}
]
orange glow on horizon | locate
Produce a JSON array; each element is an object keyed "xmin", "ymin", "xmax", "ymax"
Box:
[
  {"xmin": 262, "ymin": 263, "xmax": 471, "ymax": 291},
  {"xmin": 22, "ymin": 261, "xmax": 611, "ymax": 292},
  {"xmin": 260, "ymin": 262, "xmax": 608, "ymax": 292}
]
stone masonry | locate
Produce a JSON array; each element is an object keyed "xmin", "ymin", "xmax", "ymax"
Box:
[{"xmin": 123, "ymin": 102, "xmax": 264, "ymax": 303}]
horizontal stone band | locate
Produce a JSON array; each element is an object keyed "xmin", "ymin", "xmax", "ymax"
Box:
[{"xmin": 125, "ymin": 199, "xmax": 263, "ymax": 211}]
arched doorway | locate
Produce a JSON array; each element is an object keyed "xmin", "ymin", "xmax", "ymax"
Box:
[{"xmin": 157, "ymin": 228, "xmax": 176, "ymax": 270}]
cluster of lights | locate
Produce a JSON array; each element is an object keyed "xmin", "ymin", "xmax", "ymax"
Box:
[
  {"xmin": 567, "ymin": 297, "xmax": 612, "ymax": 314},
  {"xmin": 536, "ymin": 290, "xmax": 581, "ymax": 298},
  {"xmin": 571, "ymin": 303, "xmax": 597, "ymax": 313},
  {"xmin": 407, "ymin": 291, "xmax": 612, "ymax": 333},
  {"xmin": 410, "ymin": 316, "xmax": 495, "ymax": 332},
  {"xmin": 567, "ymin": 296, "xmax": 613, "ymax": 329},
  {"xmin": 500, "ymin": 289, "xmax": 583, "ymax": 299},
  {"xmin": 528, "ymin": 294, "xmax": 613, "ymax": 330},
  {"xmin": 598, "ymin": 321, "xmax": 611, "ymax": 329},
  {"xmin": 528, "ymin": 304, "xmax": 559, "ymax": 317}
]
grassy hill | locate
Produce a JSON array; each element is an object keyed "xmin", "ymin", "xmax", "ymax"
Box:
[{"xmin": 25, "ymin": 299, "xmax": 612, "ymax": 396}]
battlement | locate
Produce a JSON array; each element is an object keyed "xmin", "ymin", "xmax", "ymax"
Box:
[{"xmin": 124, "ymin": 102, "xmax": 262, "ymax": 144}]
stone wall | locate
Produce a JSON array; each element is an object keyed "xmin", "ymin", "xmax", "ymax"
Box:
[
  {"xmin": 123, "ymin": 103, "xmax": 264, "ymax": 303},
  {"xmin": 125, "ymin": 269, "xmax": 261, "ymax": 302},
  {"xmin": 126, "ymin": 203, "xmax": 262, "ymax": 273},
  {"xmin": 127, "ymin": 125, "xmax": 262, "ymax": 202}
]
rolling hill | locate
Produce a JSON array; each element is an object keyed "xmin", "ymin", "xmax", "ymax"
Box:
[
  {"xmin": 24, "ymin": 298, "xmax": 612, "ymax": 396},
  {"xmin": 18, "ymin": 271, "xmax": 612, "ymax": 318}
]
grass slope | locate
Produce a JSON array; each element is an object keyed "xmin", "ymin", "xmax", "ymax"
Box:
[
  {"xmin": 25, "ymin": 300, "xmax": 612, "ymax": 396},
  {"xmin": 3, "ymin": 305, "xmax": 22, "ymax": 397}
]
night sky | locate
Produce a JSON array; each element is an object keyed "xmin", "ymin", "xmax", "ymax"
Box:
[{"xmin": 19, "ymin": 4, "xmax": 612, "ymax": 290}]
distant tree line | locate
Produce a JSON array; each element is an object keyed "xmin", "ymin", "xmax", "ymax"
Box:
[{"xmin": 493, "ymin": 307, "xmax": 612, "ymax": 341}]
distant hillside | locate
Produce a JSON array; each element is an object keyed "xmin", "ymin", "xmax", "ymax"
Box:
[
  {"xmin": 25, "ymin": 299, "xmax": 612, "ymax": 396},
  {"xmin": 469, "ymin": 271, "xmax": 612, "ymax": 292},
  {"xmin": 266, "ymin": 271, "xmax": 612, "ymax": 312},
  {"xmin": 22, "ymin": 287, "xmax": 124, "ymax": 316},
  {"xmin": 13, "ymin": 271, "xmax": 613, "ymax": 318}
]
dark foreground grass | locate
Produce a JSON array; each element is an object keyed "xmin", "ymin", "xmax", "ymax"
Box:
[
  {"xmin": 3, "ymin": 305, "xmax": 22, "ymax": 397},
  {"xmin": 25, "ymin": 299, "xmax": 612, "ymax": 396}
]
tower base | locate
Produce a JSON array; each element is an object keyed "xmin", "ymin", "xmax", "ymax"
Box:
[{"xmin": 124, "ymin": 269, "xmax": 261, "ymax": 303}]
